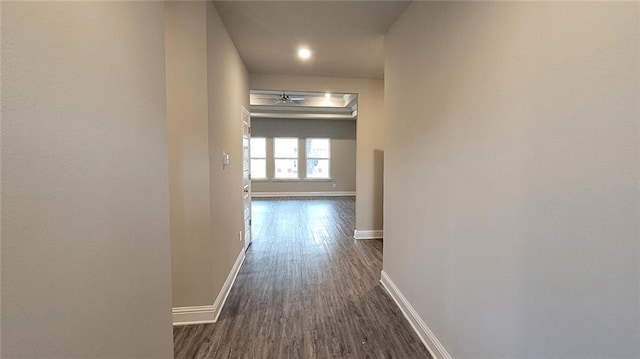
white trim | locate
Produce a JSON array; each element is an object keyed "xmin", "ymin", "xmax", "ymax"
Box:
[
  {"xmin": 353, "ymin": 229, "xmax": 383, "ymax": 239},
  {"xmin": 302, "ymin": 178, "xmax": 333, "ymax": 182},
  {"xmin": 172, "ymin": 305, "xmax": 216, "ymax": 326},
  {"xmin": 380, "ymin": 271, "xmax": 452, "ymax": 359},
  {"xmin": 172, "ymin": 249, "xmax": 246, "ymax": 326},
  {"xmin": 212, "ymin": 249, "xmax": 246, "ymax": 322},
  {"xmin": 252, "ymin": 191, "xmax": 355, "ymax": 198}
]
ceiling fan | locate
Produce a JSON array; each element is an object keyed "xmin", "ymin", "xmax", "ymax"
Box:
[{"xmin": 276, "ymin": 92, "xmax": 305, "ymax": 104}]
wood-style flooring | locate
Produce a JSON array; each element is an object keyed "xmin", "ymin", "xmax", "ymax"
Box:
[{"xmin": 173, "ymin": 197, "xmax": 431, "ymax": 358}]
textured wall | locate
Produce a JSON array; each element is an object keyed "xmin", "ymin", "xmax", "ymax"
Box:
[
  {"xmin": 1, "ymin": 2, "xmax": 173, "ymax": 357},
  {"xmin": 384, "ymin": 2, "xmax": 639, "ymax": 358}
]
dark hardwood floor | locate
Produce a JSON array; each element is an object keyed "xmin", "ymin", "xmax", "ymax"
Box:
[{"xmin": 173, "ymin": 197, "xmax": 431, "ymax": 358}]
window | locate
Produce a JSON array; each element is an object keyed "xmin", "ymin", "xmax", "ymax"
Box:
[
  {"xmin": 306, "ymin": 138, "xmax": 330, "ymax": 179},
  {"xmin": 274, "ymin": 138, "xmax": 298, "ymax": 179},
  {"xmin": 250, "ymin": 137, "xmax": 266, "ymax": 179}
]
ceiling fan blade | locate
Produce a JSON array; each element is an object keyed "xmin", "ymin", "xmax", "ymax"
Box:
[{"xmin": 289, "ymin": 97, "xmax": 305, "ymax": 101}]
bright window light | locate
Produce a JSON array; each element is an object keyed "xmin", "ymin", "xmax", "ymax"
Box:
[
  {"xmin": 306, "ymin": 138, "xmax": 330, "ymax": 179},
  {"xmin": 274, "ymin": 138, "xmax": 299, "ymax": 179},
  {"xmin": 250, "ymin": 137, "xmax": 267, "ymax": 179}
]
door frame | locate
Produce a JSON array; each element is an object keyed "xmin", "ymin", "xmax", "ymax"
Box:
[{"xmin": 241, "ymin": 106, "xmax": 252, "ymax": 251}]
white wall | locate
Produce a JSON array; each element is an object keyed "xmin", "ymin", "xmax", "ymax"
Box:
[
  {"xmin": 1, "ymin": 2, "xmax": 173, "ymax": 357},
  {"xmin": 384, "ymin": 2, "xmax": 639, "ymax": 358},
  {"xmin": 250, "ymin": 75, "xmax": 384, "ymax": 232}
]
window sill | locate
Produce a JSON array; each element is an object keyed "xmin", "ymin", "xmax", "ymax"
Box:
[
  {"xmin": 303, "ymin": 178, "xmax": 332, "ymax": 182},
  {"xmin": 272, "ymin": 178, "xmax": 301, "ymax": 182}
]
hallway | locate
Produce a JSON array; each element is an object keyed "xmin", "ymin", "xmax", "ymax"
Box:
[{"xmin": 173, "ymin": 198, "xmax": 430, "ymax": 358}]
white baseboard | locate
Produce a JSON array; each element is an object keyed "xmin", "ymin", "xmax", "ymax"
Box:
[
  {"xmin": 353, "ymin": 229, "xmax": 383, "ymax": 239},
  {"xmin": 172, "ymin": 305, "xmax": 216, "ymax": 326},
  {"xmin": 380, "ymin": 270, "xmax": 452, "ymax": 359},
  {"xmin": 172, "ymin": 249, "xmax": 246, "ymax": 326},
  {"xmin": 212, "ymin": 248, "xmax": 245, "ymax": 322},
  {"xmin": 252, "ymin": 191, "xmax": 355, "ymax": 198}
]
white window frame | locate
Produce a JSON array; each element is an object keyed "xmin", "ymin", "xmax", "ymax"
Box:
[
  {"xmin": 305, "ymin": 138, "xmax": 331, "ymax": 180},
  {"xmin": 273, "ymin": 137, "xmax": 299, "ymax": 180},
  {"xmin": 249, "ymin": 137, "xmax": 267, "ymax": 180}
]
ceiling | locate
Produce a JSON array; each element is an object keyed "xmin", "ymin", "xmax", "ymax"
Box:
[
  {"xmin": 250, "ymin": 90, "xmax": 357, "ymax": 120},
  {"xmin": 213, "ymin": 1, "xmax": 411, "ymax": 79}
]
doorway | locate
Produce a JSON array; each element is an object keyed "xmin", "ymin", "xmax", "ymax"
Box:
[{"xmin": 248, "ymin": 89, "xmax": 357, "ymax": 201}]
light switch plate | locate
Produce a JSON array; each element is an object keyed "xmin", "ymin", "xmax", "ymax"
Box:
[{"xmin": 223, "ymin": 153, "xmax": 230, "ymax": 168}]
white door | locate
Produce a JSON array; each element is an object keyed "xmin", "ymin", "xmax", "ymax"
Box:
[{"xmin": 242, "ymin": 107, "xmax": 252, "ymax": 251}]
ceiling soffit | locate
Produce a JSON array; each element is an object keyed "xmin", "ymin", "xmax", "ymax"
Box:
[{"xmin": 250, "ymin": 90, "xmax": 358, "ymax": 120}]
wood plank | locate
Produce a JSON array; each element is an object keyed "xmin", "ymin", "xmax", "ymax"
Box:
[{"xmin": 174, "ymin": 197, "xmax": 431, "ymax": 358}]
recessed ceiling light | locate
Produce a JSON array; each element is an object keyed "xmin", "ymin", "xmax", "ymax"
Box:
[
  {"xmin": 325, "ymin": 93, "xmax": 331, "ymax": 99},
  {"xmin": 297, "ymin": 47, "xmax": 312, "ymax": 60}
]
